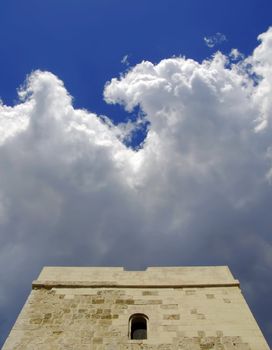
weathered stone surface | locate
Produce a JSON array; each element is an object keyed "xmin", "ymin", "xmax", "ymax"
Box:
[{"xmin": 2, "ymin": 266, "xmax": 269, "ymax": 349}]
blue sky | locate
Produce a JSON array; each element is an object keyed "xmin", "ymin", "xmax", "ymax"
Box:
[
  {"xmin": 1, "ymin": 0, "xmax": 271, "ymax": 119},
  {"xmin": 1, "ymin": 0, "xmax": 272, "ymax": 347}
]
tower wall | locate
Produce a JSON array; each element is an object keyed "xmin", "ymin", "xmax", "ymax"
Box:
[{"xmin": 3, "ymin": 266, "xmax": 269, "ymax": 350}]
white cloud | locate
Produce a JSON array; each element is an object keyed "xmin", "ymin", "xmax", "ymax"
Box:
[
  {"xmin": 121, "ymin": 54, "xmax": 130, "ymax": 66},
  {"xmin": 230, "ymin": 48, "xmax": 244, "ymax": 60},
  {"xmin": 204, "ymin": 32, "xmax": 227, "ymax": 48},
  {"xmin": 1, "ymin": 28, "xmax": 272, "ymax": 345},
  {"xmin": 250, "ymin": 27, "xmax": 272, "ymax": 132}
]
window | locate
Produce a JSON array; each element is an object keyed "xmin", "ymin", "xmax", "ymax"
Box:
[{"xmin": 129, "ymin": 314, "xmax": 148, "ymax": 340}]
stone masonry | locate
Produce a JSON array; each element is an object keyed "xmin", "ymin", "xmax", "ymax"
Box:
[{"xmin": 2, "ymin": 266, "xmax": 270, "ymax": 349}]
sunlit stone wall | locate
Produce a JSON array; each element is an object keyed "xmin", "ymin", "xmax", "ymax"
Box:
[{"xmin": 3, "ymin": 266, "xmax": 269, "ymax": 350}]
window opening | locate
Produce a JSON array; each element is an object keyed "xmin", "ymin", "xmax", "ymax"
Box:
[{"xmin": 129, "ymin": 314, "xmax": 148, "ymax": 340}]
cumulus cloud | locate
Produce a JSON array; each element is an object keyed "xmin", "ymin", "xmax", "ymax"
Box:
[
  {"xmin": 1, "ymin": 28, "xmax": 272, "ymax": 346},
  {"xmin": 204, "ymin": 32, "xmax": 227, "ymax": 48}
]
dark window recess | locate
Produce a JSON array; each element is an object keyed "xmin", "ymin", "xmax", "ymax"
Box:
[{"xmin": 130, "ymin": 315, "xmax": 147, "ymax": 339}]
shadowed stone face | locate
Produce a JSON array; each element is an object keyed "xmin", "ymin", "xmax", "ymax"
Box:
[{"xmin": 132, "ymin": 328, "xmax": 147, "ymax": 340}]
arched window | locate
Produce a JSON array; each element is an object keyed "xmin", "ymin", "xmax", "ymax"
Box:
[{"xmin": 129, "ymin": 314, "xmax": 148, "ymax": 340}]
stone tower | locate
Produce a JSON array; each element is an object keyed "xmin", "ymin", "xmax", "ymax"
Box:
[{"xmin": 3, "ymin": 266, "xmax": 269, "ymax": 349}]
